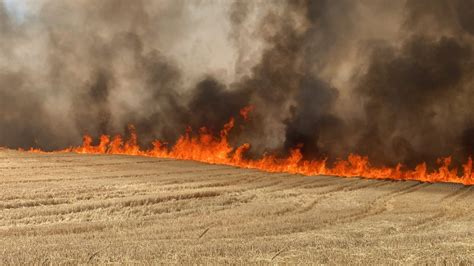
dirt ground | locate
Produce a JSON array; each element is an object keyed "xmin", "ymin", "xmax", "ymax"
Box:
[{"xmin": 0, "ymin": 149, "xmax": 472, "ymax": 264}]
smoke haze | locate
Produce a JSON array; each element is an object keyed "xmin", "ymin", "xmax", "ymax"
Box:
[{"xmin": 1, "ymin": 0, "xmax": 473, "ymax": 167}]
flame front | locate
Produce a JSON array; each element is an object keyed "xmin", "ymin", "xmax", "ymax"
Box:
[{"xmin": 29, "ymin": 107, "xmax": 473, "ymax": 186}]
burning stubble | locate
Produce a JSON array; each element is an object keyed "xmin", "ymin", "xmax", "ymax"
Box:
[{"xmin": 1, "ymin": 0, "xmax": 474, "ymax": 169}]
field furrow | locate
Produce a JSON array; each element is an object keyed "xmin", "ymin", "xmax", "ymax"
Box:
[{"xmin": 0, "ymin": 149, "xmax": 472, "ymax": 264}]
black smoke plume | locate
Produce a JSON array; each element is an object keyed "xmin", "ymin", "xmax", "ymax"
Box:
[{"xmin": 1, "ymin": 0, "xmax": 473, "ymax": 168}]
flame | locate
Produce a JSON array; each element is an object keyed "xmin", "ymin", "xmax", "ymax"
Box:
[
  {"xmin": 26, "ymin": 107, "xmax": 473, "ymax": 185},
  {"xmin": 239, "ymin": 105, "xmax": 254, "ymax": 121}
]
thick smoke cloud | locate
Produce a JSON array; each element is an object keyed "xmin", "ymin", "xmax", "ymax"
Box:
[
  {"xmin": 355, "ymin": 36, "xmax": 473, "ymax": 166},
  {"xmin": 0, "ymin": 0, "xmax": 473, "ymax": 168},
  {"xmin": 350, "ymin": 0, "xmax": 474, "ymax": 166}
]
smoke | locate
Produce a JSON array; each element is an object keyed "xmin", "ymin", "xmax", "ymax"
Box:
[
  {"xmin": 350, "ymin": 0, "xmax": 474, "ymax": 166},
  {"xmin": 1, "ymin": 0, "xmax": 473, "ymax": 167},
  {"xmin": 0, "ymin": 0, "xmax": 236, "ymax": 148}
]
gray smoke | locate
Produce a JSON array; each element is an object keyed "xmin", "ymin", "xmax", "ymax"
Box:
[{"xmin": 1, "ymin": 0, "xmax": 473, "ymax": 168}]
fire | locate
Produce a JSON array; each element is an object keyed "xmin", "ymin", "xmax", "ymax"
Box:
[
  {"xmin": 27, "ymin": 107, "xmax": 473, "ymax": 185},
  {"xmin": 239, "ymin": 105, "xmax": 254, "ymax": 121}
]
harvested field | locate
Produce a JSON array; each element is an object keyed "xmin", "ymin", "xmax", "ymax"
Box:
[{"xmin": 0, "ymin": 149, "xmax": 473, "ymax": 264}]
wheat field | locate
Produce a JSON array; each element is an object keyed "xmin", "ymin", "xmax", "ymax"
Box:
[{"xmin": 0, "ymin": 148, "xmax": 472, "ymax": 264}]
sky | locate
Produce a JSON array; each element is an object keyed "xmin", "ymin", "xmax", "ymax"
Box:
[{"xmin": 3, "ymin": 0, "xmax": 29, "ymax": 21}]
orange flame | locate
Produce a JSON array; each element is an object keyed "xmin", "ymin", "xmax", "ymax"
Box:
[{"xmin": 27, "ymin": 107, "xmax": 473, "ymax": 185}]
